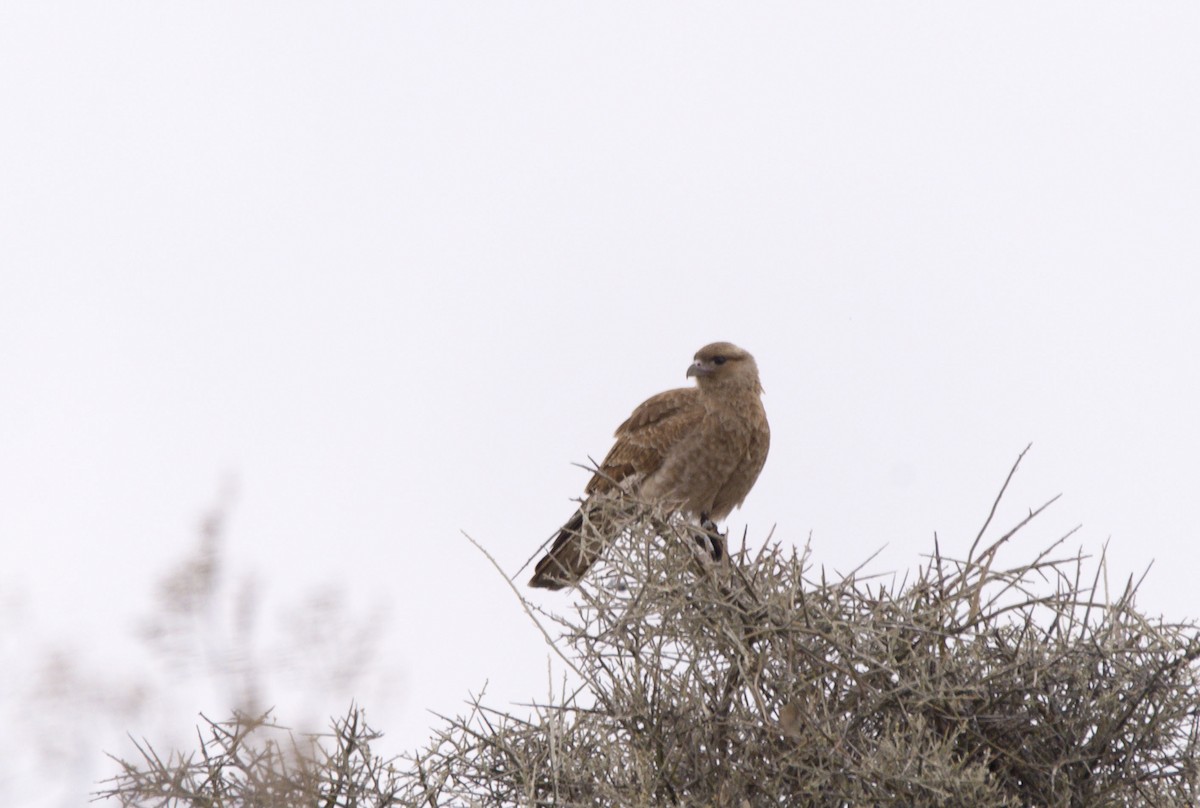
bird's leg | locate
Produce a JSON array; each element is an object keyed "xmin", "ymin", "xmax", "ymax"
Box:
[{"xmin": 692, "ymin": 513, "xmax": 726, "ymax": 562}]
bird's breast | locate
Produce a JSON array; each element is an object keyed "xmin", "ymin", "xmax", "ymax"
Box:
[{"xmin": 640, "ymin": 395, "xmax": 768, "ymax": 519}]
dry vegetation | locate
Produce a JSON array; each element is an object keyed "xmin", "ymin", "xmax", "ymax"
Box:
[
  {"xmin": 101, "ymin": 454, "xmax": 1200, "ymax": 806},
  {"xmin": 99, "ymin": 707, "xmax": 400, "ymax": 806}
]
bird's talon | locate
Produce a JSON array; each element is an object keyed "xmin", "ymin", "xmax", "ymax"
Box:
[{"xmin": 690, "ymin": 520, "xmax": 725, "ymax": 562}]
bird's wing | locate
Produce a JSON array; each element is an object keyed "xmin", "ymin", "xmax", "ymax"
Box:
[
  {"xmin": 585, "ymin": 387, "xmax": 703, "ymax": 496},
  {"xmin": 529, "ymin": 387, "xmax": 702, "ymax": 590}
]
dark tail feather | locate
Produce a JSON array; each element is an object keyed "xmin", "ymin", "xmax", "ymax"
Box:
[{"xmin": 529, "ymin": 508, "xmax": 606, "ymax": 590}]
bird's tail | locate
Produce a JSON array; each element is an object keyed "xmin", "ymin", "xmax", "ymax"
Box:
[{"xmin": 528, "ymin": 505, "xmax": 612, "ymax": 590}]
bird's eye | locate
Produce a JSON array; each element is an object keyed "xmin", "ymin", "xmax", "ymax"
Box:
[{"xmin": 712, "ymin": 356, "xmax": 727, "ymax": 365}]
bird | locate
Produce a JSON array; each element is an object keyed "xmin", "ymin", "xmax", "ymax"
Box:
[{"xmin": 528, "ymin": 342, "xmax": 770, "ymax": 590}]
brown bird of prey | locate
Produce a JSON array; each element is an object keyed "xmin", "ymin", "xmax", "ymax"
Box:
[{"xmin": 529, "ymin": 342, "xmax": 770, "ymax": 590}]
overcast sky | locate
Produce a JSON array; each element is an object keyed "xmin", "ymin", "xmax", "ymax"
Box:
[{"xmin": 2, "ymin": 3, "xmax": 1198, "ymax": 805}]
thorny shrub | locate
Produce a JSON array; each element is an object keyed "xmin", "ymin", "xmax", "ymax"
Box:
[{"xmin": 101, "ymin": 452, "xmax": 1200, "ymax": 807}]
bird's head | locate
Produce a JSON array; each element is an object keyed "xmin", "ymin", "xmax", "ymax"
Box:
[{"xmin": 686, "ymin": 342, "xmax": 763, "ymax": 394}]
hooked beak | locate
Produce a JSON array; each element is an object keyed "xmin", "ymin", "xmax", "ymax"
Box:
[{"xmin": 686, "ymin": 360, "xmax": 711, "ymax": 378}]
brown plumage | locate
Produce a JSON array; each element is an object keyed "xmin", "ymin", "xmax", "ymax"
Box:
[{"xmin": 529, "ymin": 342, "xmax": 770, "ymax": 590}]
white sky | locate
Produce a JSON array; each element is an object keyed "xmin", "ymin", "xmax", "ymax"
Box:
[{"xmin": 2, "ymin": 3, "xmax": 1199, "ymax": 804}]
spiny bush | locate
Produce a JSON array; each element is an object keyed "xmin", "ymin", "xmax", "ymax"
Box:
[
  {"xmin": 101, "ymin": 455, "xmax": 1200, "ymax": 807},
  {"xmin": 98, "ymin": 707, "xmax": 400, "ymax": 807}
]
